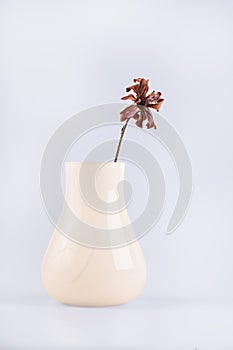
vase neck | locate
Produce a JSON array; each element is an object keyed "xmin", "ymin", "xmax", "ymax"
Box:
[{"xmin": 65, "ymin": 162, "xmax": 125, "ymax": 203}]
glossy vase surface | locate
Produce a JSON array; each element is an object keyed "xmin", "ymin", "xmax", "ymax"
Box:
[{"xmin": 41, "ymin": 162, "xmax": 147, "ymax": 306}]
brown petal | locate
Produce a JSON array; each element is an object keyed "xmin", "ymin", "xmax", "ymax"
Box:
[
  {"xmin": 135, "ymin": 114, "xmax": 143, "ymax": 128},
  {"xmin": 120, "ymin": 105, "xmax": 139, "ymax": 121},
  {"xmin": 146, "ymin": 121, "xmax": 157, "ymax": 129},
  {"xmin": 121, "ymin": 94, "xmax": 136, "ymax": 101},
  {"xmin": 145, "ymin": 90, "xmax": 155, "ymax": 101},
  {"xmin": 126, "ymin": 84, "xmax": 139, "ymax": 94},
  {"xmin": 146, "ymin": 91, "xmax": 162, "ymax": 104},
  {"xmin": 148, "ymin": 98, "xmax": 164, "ymax": 111},
  {"xmin": 133, "ymin": 108, "xmax": 148, "ymax": 128},
  {"xmin": 154, "ymin": 92, "xmax": 162, "ymax": 102},
  {"xmin": 137, "ymin": 79, "xmax": 149, "ymax": 98},
  {"xmin": 145, "ymin": 90, "xmax": 155, "ymax": 103},
  {"xmin": 141, "ymin": 108, "xmax": 147, "ymax": 121},
  {"xmin": 121, "ymin": 104, "xmax": 139, "ymax": 116},
  {"xmin": 133, "ymin": 78, "xmax": 143, "ymax": 83},
  {"xmin": 145, "ymin": 109, "xmax": 156, "ymax": 129},
  {"xmin": 154, "ymin": 99, "xmax": 164, "ymax": 111}
]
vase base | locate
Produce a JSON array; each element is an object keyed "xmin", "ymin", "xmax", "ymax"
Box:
[{"xmin": 42, "ymin": 231, "xmax": 147, "ymax": 307}]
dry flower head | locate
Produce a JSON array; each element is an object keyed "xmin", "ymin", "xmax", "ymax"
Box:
[{"xmin": 120, "ymin": 78, "xmax": 164, "ymax": 129}]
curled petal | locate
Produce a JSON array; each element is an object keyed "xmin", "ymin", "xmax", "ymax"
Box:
[
  {"xmin": 155, "ymin": 99, "xmax": 164, "ymax": 111},
  {"xmin": 120, "ymin": 104, "xmax": 139, "ymax": 121},
  {"xmin": 121, "ymin": 94, "xmax": 136, "ymax": 101},
  {"xmin": 126, "ymin": 84, "xmax": 139, "ymax": 94},
  {"xmin": 154, "ymin": 92, "xmax": 162, "ymax": 102},
  {"xmin": 144, "ymin": 108, "xmax": 156, "ymax": 129},
  {"xmin": 134, "ymin": 107, "xmax": 153, "ymax": 129},
  {"xmin": 144, "ymin": 109, "xmax": 156, "ymax": 129},
  {"xmin": 133, "ymin": 78, "xmax": 149, "ymax": 98},
  {"xmin": 137, "ymin": 79, "xmax": 149, "ymax": 98},
  {"xmin": 135, "ymin": 114, "xmax": 143, "ymax": 128},
  {"xmin": 141, "ymin": 108, "xmax": 147, "ymax": 121},
  {"xmin": 145, "ymin": 90, "xmax": 155, "ymax": 103},
  {"xmin": 135, "ymin": 107, "xmax": 147, "ymax": 120},
  {"xmin": 146, "ymin": 121, "xmax": 156, "ymax": 129},
  {"xmin": 133, "ymin": 78, "xmax": 144, "ymax": 83},
  {"xmin": 121, "ymin": 104, "xmax": 139, "ymax": 116},
  {"xmin": 148, "ymin": 98, "xmax": 164, "ymax": 111},
  {"xmin": 146, "ymin": 91, "xmax": 162, "ymax": 104},
  {"xmin": 120, "ymin": 79, "xmax": 164, "ymax": 129}
]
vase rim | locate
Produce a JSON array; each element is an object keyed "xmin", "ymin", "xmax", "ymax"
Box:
[{"xmin": 65, "ymin": 161, "xmax": 125, "ymax": 165}]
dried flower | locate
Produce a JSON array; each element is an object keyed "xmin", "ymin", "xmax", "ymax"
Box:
[
  {"xmin": 114, "ymin": 78, "xmax": 164, "ymax": 162},
  {"xmin": 120, "ymin": 78, "xmax": 164, "ymax": 129}
]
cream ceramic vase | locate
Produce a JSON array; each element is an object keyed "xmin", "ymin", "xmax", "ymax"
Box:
[{"xmin": 41, "ymin": 162, "xmax": 147, "ymax": 306}]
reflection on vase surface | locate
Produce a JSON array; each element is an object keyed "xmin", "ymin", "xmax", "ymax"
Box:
[{"xmin": 41, "ymin": 162, "xmax": 147, "ymax": 306}]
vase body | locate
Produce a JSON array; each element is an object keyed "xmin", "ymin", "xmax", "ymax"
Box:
[{"xmin": 41, "ymin": 162, "xmax": 147, "ymax": 306}]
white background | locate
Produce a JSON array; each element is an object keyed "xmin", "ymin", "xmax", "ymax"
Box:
[{"xmin": 0, "ymin": 0, "xmax": 233, "ymax": 349}]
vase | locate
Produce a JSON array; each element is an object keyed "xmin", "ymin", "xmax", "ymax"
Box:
[{"xmin": 41, "ymin": 162, "xmax": 147, "ymax": 306}]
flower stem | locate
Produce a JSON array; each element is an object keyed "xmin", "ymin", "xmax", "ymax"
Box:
[{"xmin": 114, "ymin": 119, "xmax": 129, "ymax": 162}]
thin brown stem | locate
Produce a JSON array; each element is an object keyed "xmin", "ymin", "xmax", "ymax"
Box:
[{"xmin": 114, "ymin": 119, "xmax": 129, "ymax": 162}]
